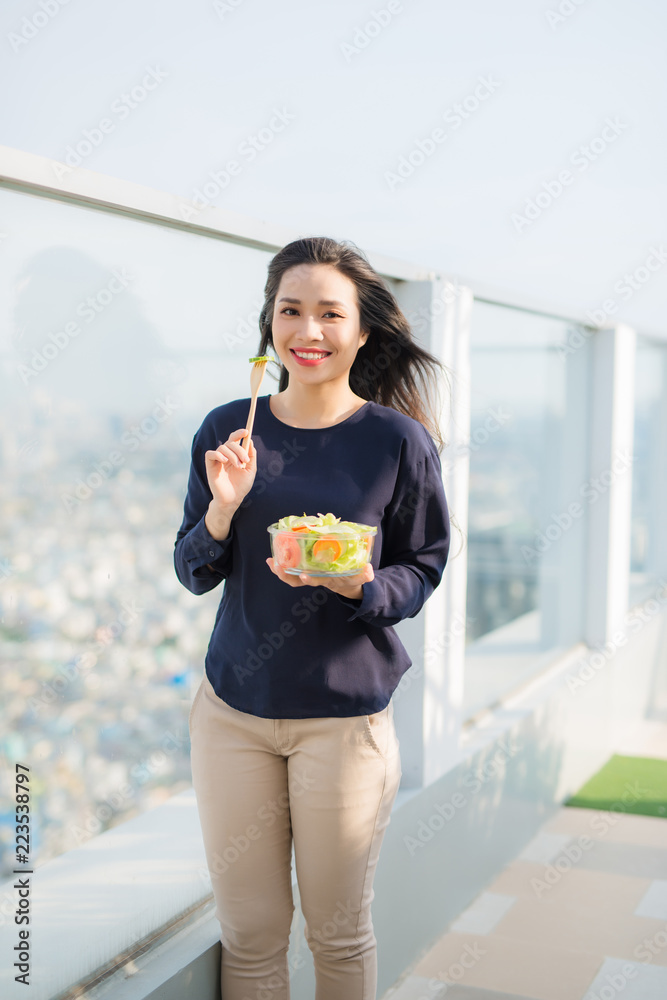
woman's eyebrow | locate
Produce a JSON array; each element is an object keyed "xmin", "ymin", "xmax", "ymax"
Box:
[{"xmin": 277, "ymin": 297, "xmax": 348, "ymax": 308}]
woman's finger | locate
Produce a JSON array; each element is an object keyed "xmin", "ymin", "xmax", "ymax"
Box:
[
  {"xmin": 265, "ymin": 557, "xmax": 307, "ymax": 587},
  {"xmin": 217, "ymin": 430, "xmax": 251, "ymax": 466},
  {"xmin": 215, "ymin": 443, "xmax": 247, "ymax": 468},
  {"xmin": 217, "ymin": 445, "xmax": 240, "ymax": 466},
  {"xmin": 206, "ymin": 449, "xmax": 228, "ymax": 465},
  {"xmin": 266, "ymin": 558, "xmax": 374, "ymax": 597},
  {"xmin": 299, "ymin": 561, "xmax": 373, "ymax": 595},
  {"xmin": 226, "ymin": 442, "xmax": 250, "ymax": 465},
  {"xmin": 228, "ymin": 428, "xmax": 252, "ymax": 458}
]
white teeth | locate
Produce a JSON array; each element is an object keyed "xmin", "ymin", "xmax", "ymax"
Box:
[{"xmin": 293, "ymin": 350, "xmax": 329, "ymax": 359}]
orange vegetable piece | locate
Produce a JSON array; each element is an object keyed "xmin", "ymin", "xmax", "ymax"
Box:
[{"xmin": 312, "ymin": 538, "xmax": 343, "ymax": 563}]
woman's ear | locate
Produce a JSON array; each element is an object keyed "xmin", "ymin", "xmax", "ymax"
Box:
[{"xmin": 360, "ymin": 329, "xmax": 369, "ymax": 347}]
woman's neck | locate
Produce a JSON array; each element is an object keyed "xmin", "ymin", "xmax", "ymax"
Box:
[{"xmin": 269, "ymin": 385, "xmax": 367, "ymax": 429}]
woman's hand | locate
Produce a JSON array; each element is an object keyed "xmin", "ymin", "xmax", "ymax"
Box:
[
  {"xmin": 205, "ymin": 428, "xmax": 257, "ymax": 509},
  {"xmin": 265, "ymin": 558, "xmax": 374, "ymax": 601}
]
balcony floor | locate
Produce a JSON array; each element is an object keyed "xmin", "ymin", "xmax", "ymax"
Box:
[{"xmin": 381, "ymin": 718, "xmax": 667, "ymax": 1000}]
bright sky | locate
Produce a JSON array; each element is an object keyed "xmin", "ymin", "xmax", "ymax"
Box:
[{"xmin": 1, "ymin": 0, "xmax": 666, "ymax": 339}]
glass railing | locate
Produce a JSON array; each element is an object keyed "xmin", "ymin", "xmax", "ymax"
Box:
[
  {"xmin": 0, "ymin": 185, "xmax": 279, "ymax": 881},
  {"xmin": 466, "ymin": 301, "xmax": 574, "ymax": 642},
  {"xmin": 462, "ymin": 300, "xmax": 592, "ymax": 717},
  {"xmin": 630, "ymin": 333, "xmax": 667, "ymax": 605}
]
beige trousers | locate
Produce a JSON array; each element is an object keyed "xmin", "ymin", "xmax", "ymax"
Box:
[{"xmin": 189, "ymin": 671, "xmax": 402, "ymax": 1000}]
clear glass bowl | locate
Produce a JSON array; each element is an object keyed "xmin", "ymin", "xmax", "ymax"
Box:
[{"xmin": 267, "ymin": 522, "xmax": 377, "ymax": 577}]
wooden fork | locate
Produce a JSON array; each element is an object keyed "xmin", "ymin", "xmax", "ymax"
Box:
[{"xmin": 242, "ymin": 358, "xmax": 270, "ymax": 454}]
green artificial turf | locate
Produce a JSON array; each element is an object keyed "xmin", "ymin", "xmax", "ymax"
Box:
[{"xmin": 565, "ymin": 754, "xmax": 667, "ymax": 818}]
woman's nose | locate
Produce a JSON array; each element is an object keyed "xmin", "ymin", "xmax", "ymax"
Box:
[{"xmin": 298, "ymin": 315, "xmax": 325, "ymax": 338}]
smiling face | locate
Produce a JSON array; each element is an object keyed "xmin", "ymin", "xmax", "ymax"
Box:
[{"xmin": 270, "ymin": 263, "xmax": 369, "ymax": 386}]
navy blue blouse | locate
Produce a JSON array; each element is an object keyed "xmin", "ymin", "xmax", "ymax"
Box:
[{"xmin": 174, "ymin": 394, "xmax": 450, "ymax": 718}]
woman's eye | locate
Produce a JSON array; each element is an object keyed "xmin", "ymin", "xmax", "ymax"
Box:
[{"xmin": 280, "ymin": 308, "xmax": 342, "ymax": 319}]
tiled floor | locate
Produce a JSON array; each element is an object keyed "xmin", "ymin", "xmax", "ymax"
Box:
[{"xmin": 381, "ymin": 721, "xmax": 667, "ymax": 1000}]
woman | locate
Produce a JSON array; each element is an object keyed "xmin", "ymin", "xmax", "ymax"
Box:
[{"xmin": 174, "ymin": 236, "xmax": 451, "ymax": 1000}]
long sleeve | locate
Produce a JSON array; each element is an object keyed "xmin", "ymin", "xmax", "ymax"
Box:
[
  {"xmin": 335, "ymin": 427, "xmax": 450, "ymax": 627},
  {"xmin": 173, "ymin": 423, "xmax": 235, "ymax": 596}
]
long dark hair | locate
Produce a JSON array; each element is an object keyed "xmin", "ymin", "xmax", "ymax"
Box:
[{"xmin": 255, "ymin": 236, "xmax": 450, "ymax": 455}]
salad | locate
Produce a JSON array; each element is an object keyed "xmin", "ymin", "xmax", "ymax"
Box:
[{"xmin": 267, "ymin": 512, "xmax": 377, "ymax": 576}]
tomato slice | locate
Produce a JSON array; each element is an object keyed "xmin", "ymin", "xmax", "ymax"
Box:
[
  {"xmin": 312, "ymin": 538, "xmax": 343, "ymax": 563},
  {"xmin": 274, "ymin": 533, "xmax": 302, "ymax": 569}
]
